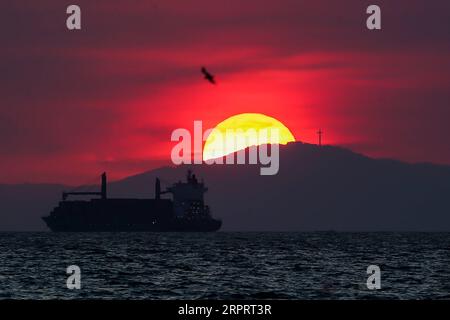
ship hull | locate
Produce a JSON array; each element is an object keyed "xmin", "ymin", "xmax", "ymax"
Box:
[
  {"xmin": 42, "ymin": 171, "xmax": 222, "ymax": 232},
  {"xmin": 42, "ymin": 216, "xmax": 222, "ymax": 232}
]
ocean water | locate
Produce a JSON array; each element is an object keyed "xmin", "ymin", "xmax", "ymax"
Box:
[{"xmin": 0, "ymin": 232, "xmax": 449, "ymax": 299}]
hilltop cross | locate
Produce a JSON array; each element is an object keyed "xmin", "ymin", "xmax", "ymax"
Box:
[{"xmin": 317, "ymin": 129, "xmax": 323, "ymax": 146}]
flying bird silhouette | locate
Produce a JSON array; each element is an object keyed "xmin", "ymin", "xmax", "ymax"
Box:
[{"xmin": 201, "ymin": 67, "xmax": 216, "ymax": 85}]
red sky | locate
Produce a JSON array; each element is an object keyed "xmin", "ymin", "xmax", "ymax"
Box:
[{"xmin": 0, "ymin": 0, "xmax": 449, "ymax": 184}]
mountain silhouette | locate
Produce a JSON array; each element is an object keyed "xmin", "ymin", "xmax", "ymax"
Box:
[{"xmin": 1, "ymin": 142, "xmax": 450, "ymax": 231}]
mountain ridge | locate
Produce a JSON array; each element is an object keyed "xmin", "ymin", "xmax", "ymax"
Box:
[{"xmin": 1, "ymin": 142, "xmax": 450, "ymax": 231}]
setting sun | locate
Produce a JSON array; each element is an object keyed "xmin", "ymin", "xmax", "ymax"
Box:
[{"xmin": 203, "ymin": 113, "xmax": 296, "ymax": 160}]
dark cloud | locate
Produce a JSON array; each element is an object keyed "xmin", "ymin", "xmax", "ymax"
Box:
[{"xmin": 0, "ymin": 0, "xmax": 449, "ymax": 183}]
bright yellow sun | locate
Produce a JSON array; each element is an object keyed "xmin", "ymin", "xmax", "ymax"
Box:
[{"xmin": 203, "ymin": 113, "xmax": 296, "ymax": 161}]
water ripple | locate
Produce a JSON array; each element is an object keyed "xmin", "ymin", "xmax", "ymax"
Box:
[{"xmin": 0, "ymin": 232, "xmax": 449, "ymax": 299}]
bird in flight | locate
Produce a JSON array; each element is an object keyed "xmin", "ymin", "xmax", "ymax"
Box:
[{"xmin": 201, "ymin": 67, "xmax": 216, "ymax": 85}]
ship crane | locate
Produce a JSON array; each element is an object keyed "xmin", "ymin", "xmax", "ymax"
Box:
[
  {"xmin": 155, "ymin": 178, "xmax": 170, "ymax": 200},
  {"xmin": 62, "ymin": 172, "xmax": 107, "ymax": 200}
]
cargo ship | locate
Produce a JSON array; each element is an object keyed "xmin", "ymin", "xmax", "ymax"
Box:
[{"xmin": 42, "ymin": 171, "xmax": 222, "ymax": 232}]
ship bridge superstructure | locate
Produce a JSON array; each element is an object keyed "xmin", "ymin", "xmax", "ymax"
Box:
[{"xmin": 165, "ymin": 170, "xmax": 209, "ymax": 218}]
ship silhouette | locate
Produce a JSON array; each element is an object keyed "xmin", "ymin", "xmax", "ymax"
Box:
[{"xmin": 42, "ymin": 170, "xmax": 221, "ymax": 232}]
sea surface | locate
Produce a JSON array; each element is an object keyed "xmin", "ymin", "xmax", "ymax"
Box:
[{"xmin": 0, "ymin": 232, "xmax": 449, "ymax": 299}]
